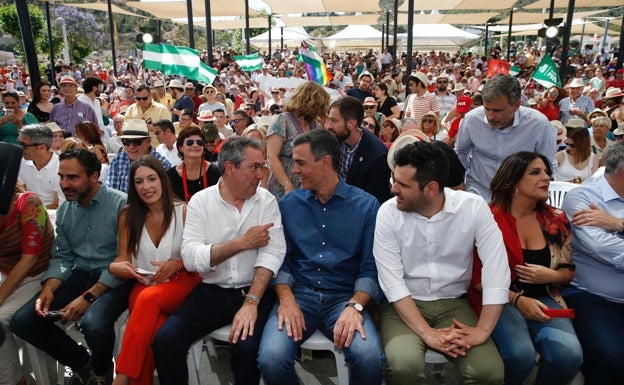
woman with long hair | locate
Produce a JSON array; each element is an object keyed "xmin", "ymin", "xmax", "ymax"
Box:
[
  {"xmin": 373, "ymin": 82, "xmax": 400, "ymax": 120},
  {"xmin": 0, "ymin": 91, "xmax": 39, "ymax": 144},
  {"xmin": 380, "ymin": 118, "xmax": 401, "ymax": 148},
  {"xmin": 74, "ymin": 121, "xmax": 105, "ymax": 150},
  {"xmin": 109, "ymin": 155, "xmax": 200, "ymax": 385},
  {"xmin": 266, "ymin": 81, "xmax": 330, "ymax": 198},
  {"xmin": 555, "ymin": 126, "xmax": 599, "ymax": 183},
  {"xmin": 27, "ymin": 82, "xmax": 55, "ymax": 123},
  {"xmin": 0, "ymin": 183, "xmax": 53, "ymax": 385},
  {"xmin": 362, "ymin": 115, "xmax": 381, "ymax": 138},
  {"xmin": 536, "ymin": 86, "xmax": 566, "ymax": 121},
  {"xmin": 469, "ymin": 152, "xmax": 582, "ymax": 385},
  {"xmin": 166, "ymin": 126, "xmax": 219, "ymax": 201}
]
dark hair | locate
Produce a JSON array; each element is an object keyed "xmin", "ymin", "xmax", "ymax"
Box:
[
  {"xmin": 2, "ymin": 91, "xmax": 18, "ymax": 102},
  {"xmin": 31, "ymin": 82, "xmax": 51, "ymax": 105},
  {"xmin": 363, "ymin": 116, "xmax": 381, "ymax": 136},
  {"xmin": 471, "ymin": 94, "xmax": 483, "ymax": 107},
  {"xmin": 81, "ymin": 77, "xmax": 102, "ymax": 94},
  {"xmin": 136, "ymin": 83, "xmax": 151, "ymax": 94},
  {"xmin": 329, "ymin": 96, "xmax": 364, "ymax": 128},
  {"xmin": 292, "ymin": 129, "xmax": 340, "ymax": 171},
  {"xmin": 482, "ymin": 74, "xmax": 521, "ymax": 105},
  {"xmin": 212, "ymin": 108, "xmax": 225, "ymax": 115},
  {"xmin": 75, "ymin": 121, "xmax": 104, "ymax": 148},
  {"xmin": 176, "ymin": 126, "xmax": 205, "ymax": 160},
  {"xmin": 125, "ymin": 155, "xmax": 179, "ymax": 256},
  {"xmin": 375, "ymin": 82, "xmax": 389, "ymax": 96},
  {"xmin": 59, "ymin": 149, "xmax": 101, "ymax": 177},
  {"xmin": 393, "ymin": 141, "xmax": 449, "ymax": 191},
  {"xmin": 154, "ymin": 119, "xmax": 175, "ymax": 134},
  {"xmin": 217, "ymin": 136, "xmax": 263, "ymax": 174},
  {"xmin": 566, "ymin": 127, "xmax": 591, "ymax": 164},
  {"xmin": 490, "ymin": 151, "xmax": 551, "ymax": 211},
  {"xmin": 181, "ymin": 109, "xmax": 194, "ymax": 118}
]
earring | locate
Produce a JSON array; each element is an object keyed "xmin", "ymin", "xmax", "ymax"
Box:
[{"xmin": 514, "ymin": 188, "xmax": 518, "ymax": 198}]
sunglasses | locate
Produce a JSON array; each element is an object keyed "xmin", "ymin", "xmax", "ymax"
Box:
[
  {"xmin": 437, "ymin": 80, "xmax": 448, "ymax": 84},
  {"xmin": 422, "ymin": 119, "xmax": 436, "ymax": 124},
  {"xmin": 271, "ymin": 91, "xmax": 279, "ymax": 94},
  {"xmin": 205, "ymin": 90, "xmax": 215, "ymax": 94},
  {"xmin": 122, "ymin": 138, "xmax": 146, "ymax": 147},
  {"xmin": 185, "ymin": 139, "xmax": 204, "ymax": 146},
  {"xmin": 364, "ymin": 105, "xmax": 376, "ymax": 110},
  {"xmin": 361, "ymin": 121, "xmax": 373, "ymax": 128},
  {"xmin": 185, "ymin": 88, "xmax": 194, "ymax": 91},
  {"xmin": 18, "ymin": 141, "xmax": 39, "ymax": 149},
  {"xmin": 564, "ymin": 141, "xmax": 576, "ymax": 148},
  {"xmin": 231, "ymin": 118, "xmax": 244, "ymax": 124},
  {"xmin": 135, "ymin": 96, "xmax": 149, "ymax": 101}
]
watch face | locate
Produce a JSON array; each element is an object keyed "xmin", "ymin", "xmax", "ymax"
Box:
[{"xmin": 354, "ymin": 303, "xmax": 363, "ymax": 312}]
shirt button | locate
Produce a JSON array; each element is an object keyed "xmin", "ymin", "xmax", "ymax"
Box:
[
  {"xmin": 319, "ymin": 255, "xmax": 323, "ymax": 258},
  {"xmin": 317, "ymin": 281, "xmax": 321, "ymax": 284},
  {"xmin": 323, "ymin": 208, "xmax": 326, "ymax": 211},
  {"xmin": 322, "ymin": 225, "xmax": 326, "ymax": 228},
  {"xmin": 321, "ymin": 242, "xmax": 325, "ymax": 245}
]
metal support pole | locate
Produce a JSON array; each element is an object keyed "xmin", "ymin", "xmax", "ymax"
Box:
[
  {"xmin": 406, "ymin": 0, "xmax": 414, "ymax": 85},
  {"xmin": 186, "ymin": 0, "xmax": 195, "ymax": 48},
  {"xmin": 205, "ymin": 0, "xmax": 213, "ymax": 65},
  {"xmin": 44, "ymin": 0, "xmax": 55, "ymax": 83},
  {"xmin": 381, "ymin": 24, "xmax": 385, "ymax": 52},
  {"xmin": 559, "ymin": 0, "xmax": 576, "ymax": 82},
  {"xmin": 16, "ymin": 0, "xmax": 41, "ymax": 84},
  {"xmin": 618, "ymin": 13, "xmax": 624, "ymax": 70},
  {"xmin": 392, "ymin": 0, "xmax": 398, "ymax": 73},
  {"xmin": 268, "ymin": 14, "xmax": 272, "ymax": 58},
  {"xmin": 484, "ymin": 23, "xmax": 489, "ymax": 56},
  {"xmin": 506, "ymin": 8, "xmax": 514, "ymax": 62},
  {"xmin": 108, "ymin": 0, "xmax": 117, "ymax": 75},
  {"xmin": 385, "ymin": 10, "xmax": 390, "ymax": 52},
  {"xmin": 244, "ymin": 0, "xmax": 250, "ymax": 54}
]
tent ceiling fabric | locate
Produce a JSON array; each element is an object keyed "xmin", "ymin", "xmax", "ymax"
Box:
[
  {"xmin": 395, "ymin": 12, "xmax": 501, "ymax": 25},
  {"xmin": 124, "ymin": 0, "xmax": 259, "ymax": 19},
  {"xmin": 398, "ymin": 0, "xmax": 516, "ymax": 11},
  {"xmin": 263, "ymin": 0, "xmax": 381, "ymax": 15},
  {"xmin": 174, "ymin": 17, "xmax": 269, "ymax": 30},
  {"xmin": 506, "ymin": 21, "xmax": 618, "ymax": 36},
  {"xmin": 279, "ymin": 14, "xmax": 383, "ymax": 28},
  {"xmin": 524, "ymin": 0, "xmax": 624, "ymax": 9},
  {"xmin": 494, "ymin": 9, "xmax": 610, "ymax": 25},
  {"xmin": 55, "ymin": 2, "xmax": 142, "ymax": 17}
]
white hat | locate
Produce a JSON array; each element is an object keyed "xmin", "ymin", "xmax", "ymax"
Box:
[
  {"xmin": 565, "ymin": 118, "xmax": 586, "ymax": 129},
  {"xmin": 167, "ymin": 79, "xmax": 184, "ymax": 89},
  {"xmin": 387, "ymin": 130, "xmax": 430, "ymax": 171},
  {"xmin": 614, "ymin": 122, "xmax": 624, "ymax": 136},
  {"xmin": 45, "ymin": 122, "xmax": 63, "ymax": 133},
  {"xmin": 567, "ymin": 78, "xmax": 585, "ymax": 88},
  {"xmin": 452, "ymin": 83, "xmax": 465, "ymax": 93},
  {"xmin": 409, "ymin": 71, "xmax": 429, "ymax": 88},
  {"xmin": 121, "ymin": 119, "xmax": 150, "ymax": 138},
  {"xmin": 197, "ymin": 110, "xmax": 216, "ymax": 122}
]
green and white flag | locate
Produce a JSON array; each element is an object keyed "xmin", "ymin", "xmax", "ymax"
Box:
[
  {"xmin": 142, "ymin": 43, "xmax": 217, "ymax": 84},
  {"xmin": 509, "ymin": 65, "xmax": 520, "ymax": 76},
  {"xmin": 532, "ymin": 54, "xmax": 561, "ymax": 89},
  {"xmin": 233, "ymin": 53, "xmax": 264, "ymax": 72}
]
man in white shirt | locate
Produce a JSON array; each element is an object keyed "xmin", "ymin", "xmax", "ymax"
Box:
[
  {"xmin": 152, "ymin": 137, "xmax": 286, "ymax": 385},
  {"xmin": 153, "ymin": 120, "xmax": 181, "ymax": 166},
  {"xmin": 373, "ymin": 141, "xmax": 510, "ymax": 385},
  {"xmin": 213, "ymin": 108, "xmax": 233, "ymax": 138},
  {"xmin": 17, "ymin": 124, "xmax": 64, "ymax": 209},
  {"xmin": 77, "ymin": 77, "xmax": 107, "ymax": 136}
]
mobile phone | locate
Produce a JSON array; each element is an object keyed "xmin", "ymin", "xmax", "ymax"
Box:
[
  {"xmin": 46, "ymin": 310, "xmax": 64, "ymax": 319},
  {"xmin": 136, "ymin": 268, "xmax": 155, "ymax": 277},
  {"xmin": 5, "ymin": 109, "xmax": 14, "ymax": 117},
  {"xmin": 542, "ymin": 308, "xmax": 575, "ymax": 318}
]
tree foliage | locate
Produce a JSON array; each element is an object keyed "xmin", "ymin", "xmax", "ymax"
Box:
[
  {"xmin": 52, "ymin": 6, "xmax": 103, "ymax": 63},
  {"xmin": 0, "ymin": 3, "xmax": 45, "ymax": 58}
]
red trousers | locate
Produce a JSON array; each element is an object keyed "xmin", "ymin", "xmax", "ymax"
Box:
[{"xmin": 115, "ymin": 272, "xmax": 200, "ymax": 385}]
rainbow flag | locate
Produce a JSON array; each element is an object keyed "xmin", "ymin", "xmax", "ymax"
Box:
[{"xmin": 298, "ymin": 40, "xmax": 332, "ymax": 86}]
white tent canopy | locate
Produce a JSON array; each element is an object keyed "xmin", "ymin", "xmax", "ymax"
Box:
[
  {"xmin": 323, "ymin": 25, "xmax": 386, "ymax": 49},
  {"xmin": 249, "ymin": 27, "xmax": 315, "ymax": 51},
  {"xmin": 399, "ymin": 24, "xmax": 480, "ymax": 50}
]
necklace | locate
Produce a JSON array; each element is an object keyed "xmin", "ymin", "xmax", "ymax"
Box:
[{"xmin": 181, "ymin": 160, "xmax": 208, "ymax": 201}]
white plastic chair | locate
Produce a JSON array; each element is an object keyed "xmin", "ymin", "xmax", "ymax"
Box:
[{"xmin": 548, "ymin": 181, "xmax": 578, "ymax": 209}]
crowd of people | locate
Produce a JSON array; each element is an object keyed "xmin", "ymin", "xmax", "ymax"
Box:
[{"xmin": 0, "ymin": 40, "xmax": 623, "ymax": 385}]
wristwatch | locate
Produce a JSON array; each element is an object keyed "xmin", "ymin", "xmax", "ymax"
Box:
[
  {"xmin": 345, "ymin": 302, "xmax": 363, "ymax": 313},
  {"xmin": 82, "ymin": 291, "xmax": 97, "ymax": 303}
]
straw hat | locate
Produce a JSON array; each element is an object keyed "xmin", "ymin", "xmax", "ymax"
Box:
[
  {"xmin": 452, "ymin": 83, "xmax": 465, "ymax": 93},
  {"xmin": 121, "ymin": 119, "xmax": 150, "ymax": 138},
  {"xmin": 567, "ymin": 78, "xmax": 585, "ymax": 88},
  {"xmin": 603, "ymin": 87, "xmax": 624, "ymax": 99},
  {"xmin": 167, "ymin": 79, "xmax": 184, "ymax": 89},
  {"xmin": 409, "ymin": 71, "xmax": 429, "ymax": 88},
  {"xmin": 613, "ymin": 122, "xmax": 624, "ymax": 137},
  {"xmin": 45, "ymin": 122, "xmax": 63, "ymax": 133},
  {"xmin": 565, "ymin": 118, "xmax": 586, "ymax": 129},
  {"xmin": 550, "ymin": 120, "xmax": 566, "ymax": 143},
  {"xmin": 197, "ymin": 110, "xmax": 216, "ymax": 122},
  {"xmin": 387, "ymin": 129, "xmax": 430, "ymax": 171},
  {"xmin": 363, "ymin": 97, "xmax": 377, "ymax": 106}
]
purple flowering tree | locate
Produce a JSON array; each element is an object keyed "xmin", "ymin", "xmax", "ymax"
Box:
[{"xmin": 52, "ymin": 5, "xmax": 104, "ymax": 63}]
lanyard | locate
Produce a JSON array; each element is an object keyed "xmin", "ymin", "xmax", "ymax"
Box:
[{"xmin": 181, "ymin": 161, "xmax": 207, "ymax": 201}]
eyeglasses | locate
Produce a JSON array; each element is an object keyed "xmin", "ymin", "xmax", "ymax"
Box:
[
  {"xmin": 18, "ymin": 141, "xmax": 39, "ymax": 149},
  {"xmin": 185, "ymin": 139, "xmax": 204, "ymax": 146},
  {"xmin": 185, "ymin": 88, "xmax": 194, "ymax": 91},
  {"xmin": 231, "ymin": 118, "xmax": 244, "ymax": 124},
  {"xmin": 364, "ymin": 105, "xmax": 376, "ymax": 110},
  {"xmin": 564, "ymin": 141, "xmax": 576, "ymax": 148},
  {"xmin": 361, "ymin": 121, "xmax": 373, "ymax": 128},
  {"xmin": 422, "ymin": 119, "xmax": 436, "ymax": 124},
  {"xmin": 122, "ymin": 138, "xmax": 145, "ymax": 147},
  {"xmin": 205, "ymin": 90, "xmax": 215, "ymax": 94},
  {"xmin": 135, "ymin": 96, "xmax": 149, "ymax": 101},
  {"xmin": 271, "ymin": 91, "xmax": 279, "ymax": 94},
  {"xmin": 437, "ymin": 80, "xmax": 448, "ymax": 84}
]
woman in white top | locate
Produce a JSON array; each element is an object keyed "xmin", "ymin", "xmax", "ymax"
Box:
[
  {"xmin": 555, "ymin": 126, "xmax": 599, "ymax": 183},
  {"xmin": 109, "ymin": 155, "xmax": 200, "ymax": 385}
]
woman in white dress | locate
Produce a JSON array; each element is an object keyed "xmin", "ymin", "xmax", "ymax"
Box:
[
  {"xmin": 109, "ymin": 155, "xmax": 200, "ymax": 385},
  {"xmin": 555, "ymin": 126, "xmax": 599, "ymax": 183}
]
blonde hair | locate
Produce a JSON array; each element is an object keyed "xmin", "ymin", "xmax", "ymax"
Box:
[
  {"xmin": 591, "ymin": 116, "xmax": 611, "ymax": 129},
  {"xmin": 60, "ymin": 137, "xmax": 88, "ymax": 153},
  {"xmin": 284, "ymin": 81, "xmax": 330, "ymax": 122},
  {"xmin": 419, "ymin": 112, "xmax": 440, "ymax": 136}
]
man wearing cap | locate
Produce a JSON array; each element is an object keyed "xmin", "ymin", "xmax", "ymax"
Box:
[
  {"xmin": 455, "ymin": 74, "xmax": 556, "ymax": 201},
  {"xmin": 446, "ymin": 95, "xmax": 472, "ymax": 147},
  {"xmin": 559, "ymin": 78, "xmax": 595, "ymax": 125},
  {"xmin": 17, "ymin": 90, "xmax": 29, "ymax": 110},
  {"xmin": 347, "ymin": 72, "xmax": 374, "ymax": 102},
  {"xmin": 434, "ymin": 73, "xmax": 456, "ymax": 119},
  {"xmin": 106, "ymin": 119, "xmax": 172, "ymax": 193},
  {"xmin": 184, "ymin": 82, "xmax": 202, "ymax": 112},
  {"xmin": 49, "ymin": 75, "xmax": 98, "ymax": 136},
  {"xmin": 325, "ymin": 96, "xmax": 392, "ymax": 203},
  {"xmin": 153, "ymin": 119, "xmax": 181, "ymax": 167},
  {"xmin": 12, "ymin": 149, "xmax": 131, "ymax": 385},
  {"xmin": 17, "ymin": 124, "xmax": 65, "ymax": 209},
  {"xmin": 168, "ymin": 80, "xmax": 194, "ymax": 123},
  {"xmin": 404, "ymin": 71, "xmax": 440, "ymax": 123}
]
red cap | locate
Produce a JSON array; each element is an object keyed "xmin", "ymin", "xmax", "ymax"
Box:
[{"xmin": 456, "ymin": 96, "xmax": 472, "ymax": 114}]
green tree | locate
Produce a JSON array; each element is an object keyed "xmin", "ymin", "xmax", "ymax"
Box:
[{"xmin": 0, "ymin": 3, "xmax": 45, "ymax": 58}]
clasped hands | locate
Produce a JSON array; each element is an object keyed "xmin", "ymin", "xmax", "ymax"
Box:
[{"xmin": 424, "ymin": 319, "xmax": 489, "ymax": 358}]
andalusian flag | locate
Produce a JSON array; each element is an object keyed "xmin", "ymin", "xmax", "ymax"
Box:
[
  {"xmin": 532, "ymin": 54, "xmax": 561, "ymax": 89},
  {"xmin": 234, "ymin": 53, "xmax": 264, "ymax": 72},
  {"xmin": 298, "ymin": 40, "xmax": 332, "ymax": 86},
  {"xmin": 142, "ymin": 43, "xmax": 217, "ymax": 84}
]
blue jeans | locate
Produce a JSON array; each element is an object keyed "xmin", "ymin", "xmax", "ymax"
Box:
[
  {"xmin": 11, "ymin": 271, "xmax": 131, "ymax": 375},
  {"xmin": 152, "ymin": 283, "xmax": 275, "ymax": 385},
  {"xmin": 258, "ymin": 285, "xmax": 384, "ymax": 385},
  {"xmin": 491, "ymin": 297, "xmax": 583, "ymax": 385},
  {"xmin": 564, "ymin": 287, "xmax": 624, "ymax": 385}
]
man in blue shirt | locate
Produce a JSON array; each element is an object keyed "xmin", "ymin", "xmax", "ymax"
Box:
[
  {"xmin": 562, "ymin": 141, "xmax": 624, "ymax": 385},
  {"xmin": 12, "ymin": 149, "xmax": 131, "ymax": 385},
  {"xmin": 258, "ymin": 129, "xmax": 384, "ymax": 385}
]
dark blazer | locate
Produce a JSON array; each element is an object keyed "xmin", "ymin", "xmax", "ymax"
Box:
[{"xmin": 346, "ymin": 129, "xmax": 392, "ymax": 204}]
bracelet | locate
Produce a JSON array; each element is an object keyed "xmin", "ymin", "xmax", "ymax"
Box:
[
  {"xmin": 244, "ymin": 293, "xmax": 260, "ymax": 305},
  {"xmin": 175, "ymin": 259, "xmax": 183, "ymax": 272},
  {"xmin": 280, "ymin": 180, "xmax": 291, "ymax": 187},
  {"xmin": 510, "ymin": 292, "xmax": 520, "ymax": 307}
]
